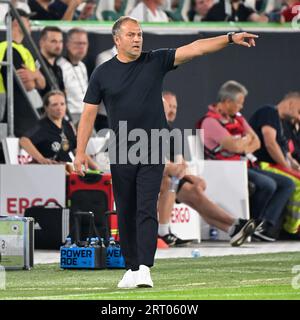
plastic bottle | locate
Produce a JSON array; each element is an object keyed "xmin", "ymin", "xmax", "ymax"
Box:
[
  {"xmin": 109, "ymin": 236, "xmax": 116, "ymax": 246},
  {"xmin": 94, "ymin": 237, "xmax": 100, "ymax": 248},
  {"xmin": 209, "ymin": 226, "xmax": 219, "ymax": 240},
  {"xmin": 89, "ymin": 237, "xmax": 96, "ymax": 247},
  {"xmin": 64, "ymin": 237, "xmax": 72, "ymax": 248},
  {"xmin": 71, "ymin": 241, "xmax": 77, "ymax": 248},
  {"xmin": 100, "ymin": 238, "xmax": 106, "ymax": 248},
  {"xmin": 191, "ymin": 249, "xmax": 200, "ymax": 258},
  {"xmin": 169, "ymin": 176, "xmax": 180, "ymax": 193}
]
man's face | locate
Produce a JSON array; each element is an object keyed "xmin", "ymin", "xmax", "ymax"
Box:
[
  {"xmin": 114, "ymin": 20, "xmax": 143, "ymax": 60},
  {"xmin": 286, "ymin": 97, "xmax": 300, "ymax": 122},
  {"xmin": 67, "ymin": 32, "xmax": 89, "ymax": 61},
  {"xmin": 195, "ymin": 0, "xmax": 213, "ymax": 16},
  {"xmin": 40, "ymin": 31, "xmax": 63, "ymax": 58},
  {"xmin": 163, "ymin": 94, "xmax": 178, "ymax": 123},
  {"xmin": 46, "ymin": 94, "xmax": 66, "ymax": 120},
  {"xmin": 13, "ymin": 16, "xmax": 31, "ymax": 35},
  {"xmin": 154, "ymin": 0, "xmax": 165, "ymax": 6},
  {"xmin": 225, "ymin": 93, "xmax": 245, "ymax": 117}
]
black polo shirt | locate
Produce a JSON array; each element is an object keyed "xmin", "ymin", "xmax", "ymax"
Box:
[
  {"xmin": 84, "ymin": 49, "xmax": 176, "ymax": 135},
  {"xmin": 24, "ymin": 117, "xmax": 76, "ymax": 162},
  {"xmin": 204, "ymin": 0, "xmax": 255, "ymax": 21},
  {"xmin": 37, "ymin": 55, "xmax": 65, "ymax": 98},
  {"xmin": 249, "ymin": 105, "xmax": 288, "ymax": 164},
  {"xmin": 28, "ymin": 0, "xmax": 66, "ymax": 20}
]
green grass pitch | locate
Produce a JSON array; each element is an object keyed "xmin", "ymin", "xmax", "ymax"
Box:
[{"xmin": 1, "ymin": 252, "xmax": 300, "ymax": 300}]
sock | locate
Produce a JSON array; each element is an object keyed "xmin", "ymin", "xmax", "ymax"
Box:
[
  {"xmin": 158, "ymin": 223, "xmax": 170, "ymax": 237},
  {"xmin": 228, "ymin": 219, "xmax": 240, "ymax": 236}
]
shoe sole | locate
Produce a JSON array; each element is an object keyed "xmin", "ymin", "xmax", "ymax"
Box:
[
  {"xmin": 136, "ymin": 283, "xmax": 153, "ymax": 288},
  {"xmin": 230, "ymin": 220, "xmax": 256, "ymax": 247},
  {"xmin": 174, "ymin": 240, "xmax": 193, "ymax": 247},
  {"xmin": 252, "ymin": 232, "xmax": 276, "ymax": 242}
]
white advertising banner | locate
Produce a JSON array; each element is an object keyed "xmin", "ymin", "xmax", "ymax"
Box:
[
  {"xmin": 0, "ymin": 165, "xmax": 66, "ymax": 216},
  {"xmin": 170, "ymin": 203, "xmax": 201, "ymax": 242},
  {"xmin": 200, "ymin": 160, "xmax": 249, "ymax": 241}
]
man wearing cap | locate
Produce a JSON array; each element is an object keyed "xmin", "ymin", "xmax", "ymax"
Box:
[{"xmin": 0, "ymin": 9, "xmax": 46, "ymax": 135}]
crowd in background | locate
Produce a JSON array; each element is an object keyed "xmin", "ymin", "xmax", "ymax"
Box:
[{"xmin": 0, "ymin": 0, "xmax": 299, "ymax": 24}]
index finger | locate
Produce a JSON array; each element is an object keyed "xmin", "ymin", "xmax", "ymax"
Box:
[{"xmin": 244, "ymin": 33, "xmax": 259, "ymax": 38}]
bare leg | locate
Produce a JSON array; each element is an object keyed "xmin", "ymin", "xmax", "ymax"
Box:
[
  {"xmin": 176, "ymin": 175, "xmax": 235, "ymax": 232},
  {"xmin": 158, "ymin": 175, "xmax": 175, "ymax": 224}
]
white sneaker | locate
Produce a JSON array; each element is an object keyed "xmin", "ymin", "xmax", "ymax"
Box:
[
  {"xmin": 117, "ymin": 269, "xmax": 137, "ymax": 289},
  {"xmin": 136, "ymin": 265, "xmax": 153, "ymax": 288}
]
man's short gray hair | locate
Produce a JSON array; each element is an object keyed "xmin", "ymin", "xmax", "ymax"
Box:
[
  {"xmin": 112, "ymin": 16, "xmax": 139, "ymax": 37},
  {"xmin": 217, "ymin": 80, "xmax": 248, "ymax": 102}
]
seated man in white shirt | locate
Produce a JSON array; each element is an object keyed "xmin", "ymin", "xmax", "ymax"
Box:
[{"xmin": 129, "ymin": 0, "xmax": 169, "ymax": 22}]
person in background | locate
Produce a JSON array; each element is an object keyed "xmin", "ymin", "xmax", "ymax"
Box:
[
  {"xmin": 281, "ymin": 0, "xmax": 300, "ymax": 21},
  {"xmin": 204, "ymin": 0, "xmax": 269, "ymax": 21},
  {"xmin": 0, "ymin": 9, "xmax": 46, "ymax": 136},
  {"xmin": 198, "ymin": 81, "xmax": 295, "ymax": 242},
  {"xmin": 189, "ymin": 0, "xmax": 214, "ymax": 21},
  {"xmin": 158, "ymin": 91, "xmax": 256, "ymax": 247},
  {"xmin": 249, "ymin": 92, "xmax": 300, "ymax": 239},
  {"xmin": 28, "ymin": 0, "xmax": 85, "ymax": 20},
  {"xmin": 20, "ymin": 90, "xmax": 98, "ymax": 170},
  {"xmin": 130, "ymin": 0, "xmax": 169, "ymax": 22},
  {"xmin": 0, "ymin": 0, "xmax": 32, "ymax": 24},
  {"xmin": 37, "ymin": 26, "xmax": 65, "ymax": 100},
  {"xmin": 57, "ymin": 28, "xmax": 89, "ymax": 125}
]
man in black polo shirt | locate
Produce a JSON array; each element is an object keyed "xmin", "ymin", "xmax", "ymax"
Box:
[
  {"xmin": 204, "ymin": 0, "xmax": 268, "ymax": 22},
  {"xmin": 37, "ymin": 26, "xmax": 65, "ymax": 99},
  {"xmin": 74, "ymin": 16, "xmax": 258, "ymax": 289},
  {"xmin": 249, "ymin": 92, "xmax": 300, "ymax": 238}
]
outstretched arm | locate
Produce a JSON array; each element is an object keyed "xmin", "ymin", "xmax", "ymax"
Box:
[{"xmin": 174, "ymin": 32, "xmax": 258, "ymax": 66}]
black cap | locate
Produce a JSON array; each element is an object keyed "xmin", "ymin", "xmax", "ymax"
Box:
[{"xmin": 6, "ymin": 8, "xmax": 36, "ymax": 22}]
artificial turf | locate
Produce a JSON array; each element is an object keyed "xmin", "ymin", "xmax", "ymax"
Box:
[{"xmin": 1, "ymin": 252, "xmax": 300, "ymax": 300}]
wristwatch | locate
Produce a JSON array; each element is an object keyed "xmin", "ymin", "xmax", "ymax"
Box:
[{"xmin": 227, "ymin": 32, "xmax": 236, "ymax": 44}]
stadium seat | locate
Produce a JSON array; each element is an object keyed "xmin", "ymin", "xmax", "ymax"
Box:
[{"xmin": 1, "ymin": 137, "xmax": 32, "ymax": 164}]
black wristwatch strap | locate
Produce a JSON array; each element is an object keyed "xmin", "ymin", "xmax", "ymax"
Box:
[{"xmin": 227, "ymin": 32, "xmax": 235, "ymax": 44}]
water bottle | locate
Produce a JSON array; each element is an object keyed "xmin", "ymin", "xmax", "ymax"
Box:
[
  {"xmin": 191, "ymin": 249, "xmax": 200, "ymax": 258},
  {"xmin": 100, "ymin": 238, "xmax": 106, "ymax": 248},
  {"xmin": 71, "ymin": 241, "xmax": 77, "ymax": 248},
  {"xmin": 89, "ymin": 237, "xmax": 96, "ymax": 247},
  {"xmin": 94, "ymin": 237, "xmax": 100, "ymax": 248},
  {"xmin": 109, "ymin": 236, "xmax": 116, "ymax": 246},
  {"xmin": 209, "ymin": 226, "xmax": 219, "ymax": 240},
  {"xmin": 64, "ymin": 237, "xmax": 72, "ymax": 248},
  {"xmin": 169, "ymin": 176, "xmax": 180, "ymax": 193}
]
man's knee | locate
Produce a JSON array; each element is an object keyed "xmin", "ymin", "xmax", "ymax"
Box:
[{"xmin": 256, "ymin": 176, "xmax": 277, "ymax": 195}]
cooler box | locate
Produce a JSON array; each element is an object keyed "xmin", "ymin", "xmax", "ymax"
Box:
[
  {"xmin": 67, "ymin": 172, "xmax": 114, "ymax": 240},
  {"xmin": 24, "ymin": 205, "xmax": 69, "ymax": 249},
  {"xmin": 0, "ymin": 216, "xmax": 34, "ymax": 270}
]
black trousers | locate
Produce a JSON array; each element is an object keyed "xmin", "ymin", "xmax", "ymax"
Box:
[{"xmin": 110, "ymin": 163, "xmax": 165, "ymax": 271}]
